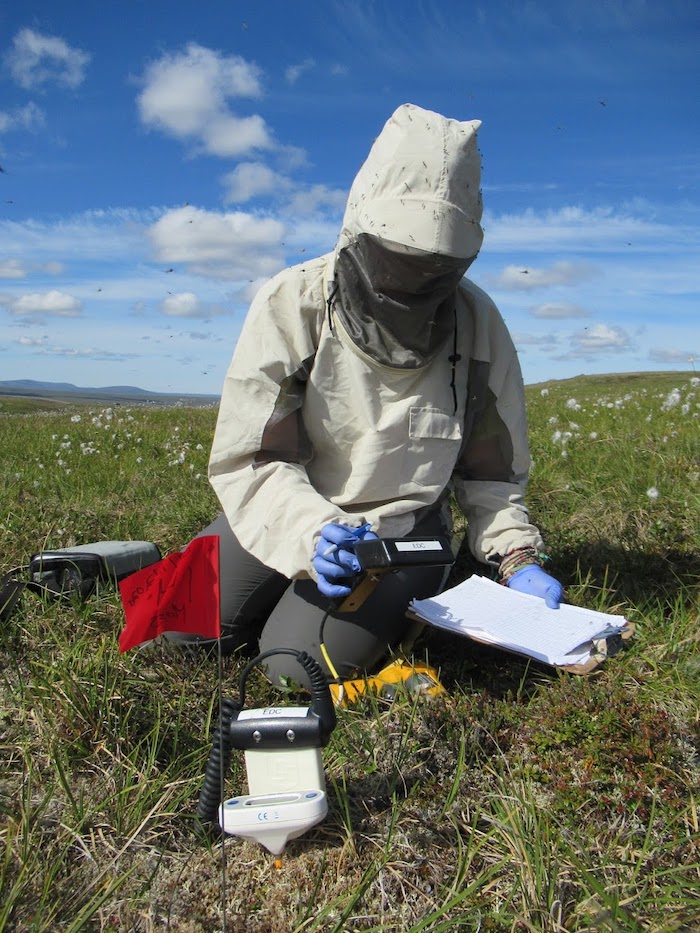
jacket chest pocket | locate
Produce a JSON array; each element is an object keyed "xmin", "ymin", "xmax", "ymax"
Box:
[{"xmin": 404, "ymin": 407, "xmax": 463, "ymax": 489}]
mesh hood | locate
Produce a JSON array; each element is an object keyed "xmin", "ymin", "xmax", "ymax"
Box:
[
  {"xmin": 329, "ymin": 104, "xmax": 483, "ymax": 369},
  {"xmin": 334, "ymin": 234, "xmax": 471, "ymax": 369},
  {"xmin": 335, "ymin": 103, "xmax": 483, "ymax": 261}
]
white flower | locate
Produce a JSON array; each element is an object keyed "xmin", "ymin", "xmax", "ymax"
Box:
[
  {"xmin": 548, "ymin": 416, "xmax": 558, "ymax": 425},
  {"xmin": 661, "ymin": 389, "xmax": 681, "ymax": 411},
  {"xmin": 540, "ymin": 388, "xmax": 549, "ymax": 397},
  {"xmin": 70, "ymin": 414, "xmax": 81, "ymax": 423},
  {"xmin": 589, "ymin": 432, "xmax": 598, "ymax": 439},
  {"xmin": 196, "ymin": 443, "xmax": 204, "ymax": 450},
  {"xmin": 552, "ymin": 430, "xmax": 562, "ymax": 443},
  {"xmin": 646, "ymin": 486, "xmax": 659, "ymax": 500},
  {"xmin": 136, "ymin": 456, "xmax": 143, "ymax": 463},
  {"xmin": 566, "ymin": 398, "xmax": 581, "ymax": 410}
]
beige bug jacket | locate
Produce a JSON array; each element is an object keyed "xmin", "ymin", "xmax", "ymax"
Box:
[{"xmin": 209, "ymin": 104, "xmax": 544, "ymax": 581}]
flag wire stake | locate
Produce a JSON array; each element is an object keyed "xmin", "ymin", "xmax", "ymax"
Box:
[{"xmin": 217, "ymin": 633, "xmax": 228, "ymax": 932}]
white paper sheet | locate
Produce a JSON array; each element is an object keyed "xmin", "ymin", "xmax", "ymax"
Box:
[{"xmin": 410, "ymin": 575, "xmax": 627, "ymax": 666}]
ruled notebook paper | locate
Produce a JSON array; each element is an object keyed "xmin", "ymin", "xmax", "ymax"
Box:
[{"xmin": 410, "ymin": 575, "xmax": 627, "ymax": 667}]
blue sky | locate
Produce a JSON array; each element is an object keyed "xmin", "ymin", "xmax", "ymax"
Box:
[{"xmin": 1, "ymin": 0, "xmax": 698, "ymax": 394}]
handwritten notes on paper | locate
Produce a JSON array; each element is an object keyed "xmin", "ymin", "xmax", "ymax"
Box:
[
  {"xmin": 118, "ymin": 535, "xmax": 220, "ymax": 652},
  {"xmin": 410, "ymin": 575, "xmax": 628, "ymax": 668}
]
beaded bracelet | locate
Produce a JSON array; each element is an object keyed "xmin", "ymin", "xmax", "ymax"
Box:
[{"xmin": 497, "ymin": 546, "xmax": 548, "ymax": 584}]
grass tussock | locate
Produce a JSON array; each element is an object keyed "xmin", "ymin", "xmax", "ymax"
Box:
[{"xmin": 1, "ymin": 372, "xmax": 699, "ymax": 931}]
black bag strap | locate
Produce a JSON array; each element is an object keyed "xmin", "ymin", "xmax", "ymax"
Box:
[
  {"xmin": 0, "ymin": 571, "xmax": 27, "ymax": 624},
  {"xmin": 0, "ymin": 566, "xmax": 93, "ymax": 625}
]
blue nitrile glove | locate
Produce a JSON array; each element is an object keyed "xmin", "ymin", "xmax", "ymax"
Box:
[
  {"xmin": 313, "ymin": 522, "xmax": 378, "ymax": 599},
  {"xmin": 507, "ymin": 565, "xmax": 563, "ymax": 609}
]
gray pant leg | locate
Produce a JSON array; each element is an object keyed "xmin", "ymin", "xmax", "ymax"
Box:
[
  {"xmin": 162, "ymin": 513, "xmax": 290, "ymax": 654},
  {"xmin": 259, "ymin": 562, "xmax": 447, "ymax": 687},
  {"xmin": 169, "ymin": 510, "xmax": 449, "ymax": 682}
]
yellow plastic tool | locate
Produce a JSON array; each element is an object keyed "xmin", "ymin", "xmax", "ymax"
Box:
[{"xmin": 329, "ymin": 658, "xmax": 445, "ymax": 707}]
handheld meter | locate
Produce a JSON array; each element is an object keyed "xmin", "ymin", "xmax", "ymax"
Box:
[
  {"xmin": 196, "ymin": 649, "xmax": 336, "ymax": 855},
  {"xmin": 338, "ymin": 535, "xmax": 455, "ymax": 611}
]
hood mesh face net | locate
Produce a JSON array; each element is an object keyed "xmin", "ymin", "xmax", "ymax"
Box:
[{"xmin": 334, "ymin": 233, "xmax": 473, "ymax": 369}]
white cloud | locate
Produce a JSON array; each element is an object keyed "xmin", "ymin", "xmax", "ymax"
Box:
[
  {"xmin": 649, "ymin": 348, "xmax": 700, "ymax": 364},
  {"xmin": 570, "ymin": 323, "xmax": 632, "ymax": 354},
  {"xmin": 187, "ymin": 330, "xmax": 223, "ymax": 341},
  {"xmin": 16, "ymin": 334, "xmax": 48, "ymax": 347},
  {"xmin": 5, "ymin": 29, "xmax": 91, "ymax": 89},
  {"xmin": 511, "ymin": 331, "xmax": 559, "ymax": 348},
  {"xmin": 160, "ymin": 292, "xmax": 229, "ymax": 319},
  {"xmin": 0, "ymin": 259, "xmax": 26, "ymax": 279},
  {"xmin": 495, "ymin": 260, "xmax": 594, "ymax": 290},
  {"xmin": 161, "ymin": 292, "xmax": 201, "ymax": 317},
  {"xmin": 222, "ymin": 162, "xmax": 291, "ymax": 203},
  {"xmin": 284, "ymin": 184, "xmax": 348, "ymax": 216},
  {"xmin": 231, "ymin": 277, "xmax": 269, "ymax": 304},
  {"xmin": 41, "ymin": 345, "xmax": 136, "ymax": 360},
  {"xmin": 148, "ymin": 205, "xmax": 285, "ymax": 280},
  {"xmin": 530, "ymin": 302, "xmax": 592, "ymax": 319},
  {"xmin": 0, "ymin": 258, "xmax": 65, "ymax": 278},
  {"xmin": 1, "ymin": 289, "xmax": 82, "ymax": 318},
  {"xmin": 285, "ymin": 58, "xmax": 315, "ymax": 84},
  {"xmin": 330, "ymin": 63, "xmax": 349, "ymax": 77},
  {"xmin": 137, "ymin": 44, "xmax": 271, "ymax": 158},
  {"xmin": 39, "ymin": 261, "xmax": 65, "ymax": 275},
  {"xmin": 483, "ymin": 205, "xmax": 693, "ymax": 253},
  {"xmin": 276, "ymin": 145, "xmax": 309, "ymax": 171},
  {"xmin": 0, "ymin": 102, "xmax": 45, "ymax": 134},
  {"xmin": 0, "ymin": 209, "xmax": 154, "ymax": 263}
]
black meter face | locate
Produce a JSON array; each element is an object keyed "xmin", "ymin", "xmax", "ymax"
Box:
[{"xmin": 354, "ymin": 536, "xmax": 454, "ymax": 571}]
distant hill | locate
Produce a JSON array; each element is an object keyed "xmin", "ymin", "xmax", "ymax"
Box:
[
  {"xmin": 2, "ymin": 379, "xmax": 156, "ymax": 395},
  {"xmin": 0, "ymin": 379, "xmax": 219, "ymax": 407}
]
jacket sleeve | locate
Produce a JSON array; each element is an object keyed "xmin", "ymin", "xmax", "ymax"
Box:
[
  {"xmin": 452, "ymin": 299, "xmax": 544, "ymax": 565},
  {"xmin": 208, "ymin": 266, "xmax": 350, "ymax": 580}
]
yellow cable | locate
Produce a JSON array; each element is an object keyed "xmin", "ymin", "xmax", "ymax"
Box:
[{"xmin": 320, "ymin": 641, "xmax": 340, "ymax": 682}]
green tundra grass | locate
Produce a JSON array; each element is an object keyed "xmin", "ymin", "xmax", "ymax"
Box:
[{"xmin": 1, "ymin": 371, "xmax": 698, "ymax": 932}]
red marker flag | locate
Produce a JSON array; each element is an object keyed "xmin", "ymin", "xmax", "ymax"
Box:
[{"xmin": 118, "ymin": 535, "xmax": 220, "ymax": 652}]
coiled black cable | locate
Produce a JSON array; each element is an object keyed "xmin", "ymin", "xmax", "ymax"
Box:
[
  {"xmin": 195, "ymin": 696, "xmax": 241, "ymax": 838},
  {"xmin": 195, "ymin": 648, "xmax": 335, "ymax": 838}
]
